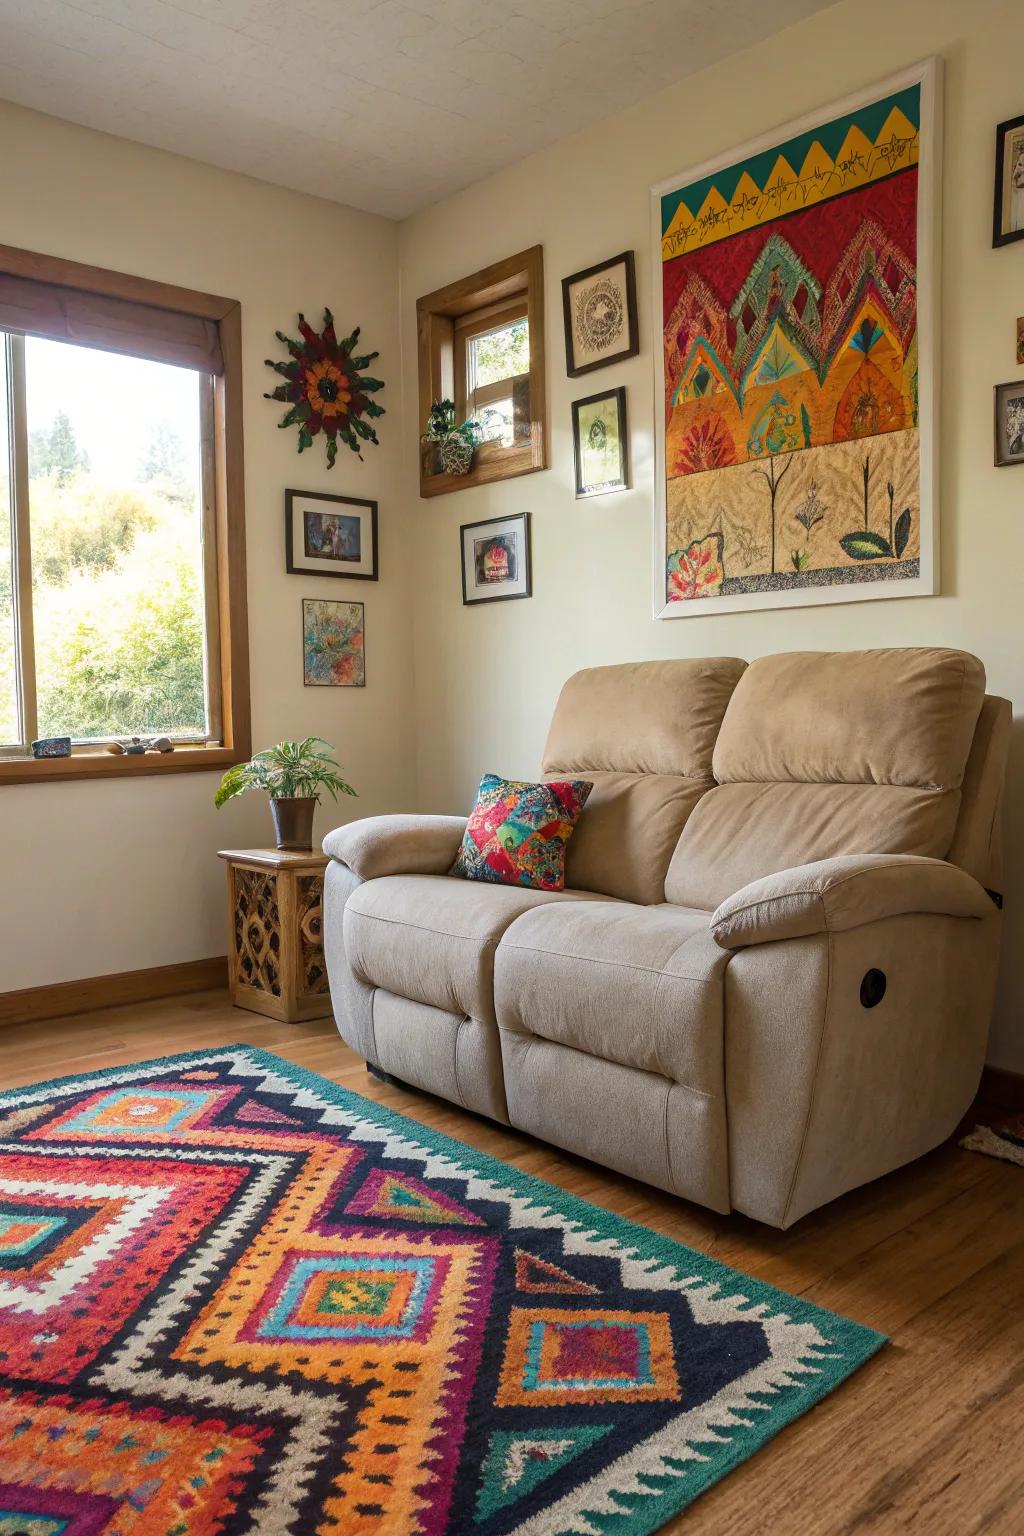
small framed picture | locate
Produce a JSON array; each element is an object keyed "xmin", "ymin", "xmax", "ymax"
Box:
[
  {"xmin": 285, "ymin": 489, "xmax": 378, "ymax": 580},
  {"xmin": 993, "ymin": 115, "xmax": 1024, "ymax": 247},
  {"xmin": 572, "ymin": 386, "xmax": 628, "ymax": 498},
  {"xmin": 460, "ymin": 512, "xmax": 532, "ymax": 605},
  {"xmin": 302, "ymin": 598, "xmax": 365, "ymax": 686},
  {"xmin": 1016, "ymin": 317, "xmax": 1024, "ymax": 366},
  {"xmin": 561, "ymin": 251, "xmax": 638, "ymax": 377},
  {"xmin": 994, "ymin": 380, "xmax": 1024, "ymax": 466}
]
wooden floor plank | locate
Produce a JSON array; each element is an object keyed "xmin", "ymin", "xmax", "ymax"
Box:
[{"xmin": 0, "ymin": 990, "xmax": 1019, "ymax": 1536}]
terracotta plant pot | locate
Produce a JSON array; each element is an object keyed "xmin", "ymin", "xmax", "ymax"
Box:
[{"xmin": 270, "ymin": 796, "xmax": 316, "ymax": 852}]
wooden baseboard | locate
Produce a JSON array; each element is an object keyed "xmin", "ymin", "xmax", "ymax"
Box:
[
  {"xmin": 0, "ymin": 956, "xmax": 228, "ymax": 1028},
  {"xmin": 979, "ymin": 1064, "xmax": 1024, "ymax": 1113}
]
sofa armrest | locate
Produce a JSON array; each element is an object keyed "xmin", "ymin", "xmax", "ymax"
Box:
[
  {"xmin": 710, "ymin": 853, "xmax": 994, "ymax": 950},
  {"xmin": 322, "ymin": 814, "xmax": 467, "ymax": 881}
]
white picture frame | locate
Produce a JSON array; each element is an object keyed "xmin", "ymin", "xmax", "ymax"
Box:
[{"xmin": 650, "ymin": 58, "xmax": 942, "ymax": 619}]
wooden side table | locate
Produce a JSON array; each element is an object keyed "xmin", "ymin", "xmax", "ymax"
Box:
[{"xmin": 218, "ymin": 848, "xmax": 333, "ymax": 1023}]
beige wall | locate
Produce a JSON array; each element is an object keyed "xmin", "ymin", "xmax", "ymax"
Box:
[
  {"xmin": 0, "ymin": 101, "xmax": 413, "ymax": 993},
  {"xmin": 398, "ymin": 0, "xmax": 1024, "ymax": 1069}
]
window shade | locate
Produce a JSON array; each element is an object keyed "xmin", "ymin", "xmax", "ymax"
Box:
[{"xmin": 0, "ymin": 272, "xmax": 223, "ymax": 374}]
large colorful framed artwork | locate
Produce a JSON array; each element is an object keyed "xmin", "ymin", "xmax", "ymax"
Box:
[{"xmin": 652, "ymin": 60, "xmax": 940, "ymax": 618}]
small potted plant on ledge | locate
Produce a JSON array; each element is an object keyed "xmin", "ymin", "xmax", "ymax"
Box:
[
  {"xmin": 214, "ymin": 737, "xmax": 356, "ymax": 851},
  {"xmin": 422, "ymin": 397, "xmax": 483, "ymax": 477}
]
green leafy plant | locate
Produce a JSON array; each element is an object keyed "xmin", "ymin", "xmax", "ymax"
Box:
[
  {"xmin": 215, "ymin": 738, "xmax": 356, "ymax": 809},
  {"xmin": 423, "ymin": 398, "xmax": 483, "ymax": 447}
]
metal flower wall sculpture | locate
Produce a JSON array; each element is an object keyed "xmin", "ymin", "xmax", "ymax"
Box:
[{"xmin": 264, "ymin": 309, "xmax": 385, "ymax": 467}]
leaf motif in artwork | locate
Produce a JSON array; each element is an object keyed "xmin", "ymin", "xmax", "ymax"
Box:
[
  {"xmin": 839, "ymin": 530, "xmax": 894, "ymax": 560},
  {"xmin": 894, "ymin": 508, "xmax": 912, "ymax": 558},
  {"xmin": 667, "ymin": 534, "xmax": 725, "ymax": 600}
]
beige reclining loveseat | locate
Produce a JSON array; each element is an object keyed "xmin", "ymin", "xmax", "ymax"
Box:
[{"xmin": 323, "ymin": 648, "xmax": 1009, "ymax": 1228}]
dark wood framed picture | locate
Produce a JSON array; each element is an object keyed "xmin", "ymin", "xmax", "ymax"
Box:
[
  {"xmin": 993, "ymin": 115, "xmax": 1024, "ymax": 247},
  {"xmin": 302, "ymin": 598, "xmax": 365, "ymax": 686},
  {"xmin": 285, "ymin": 488, "xmax": 378, "ymax": 580},
  {"xmin": 572, "ymin": 386, "xmax": 629, "ymax": 498},
  {"xmin": 561, "ymin": 251, "xmax": 639, "ymax": 377},
  {"xmin": 460, "ymin": 512, "xmax": 532, "ymax": 605},
  {"xmin": 994, "ymin": 379, "xmax": 1024, "ymax": 465}
]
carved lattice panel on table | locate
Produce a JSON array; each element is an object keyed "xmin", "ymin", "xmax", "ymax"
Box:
[
  {"xmin": 234, "ymin": 868, "xmax": 282, "ymax": 997},
  {"xmin": 297, "ymin": 874, "xmax": 329, "ymax": 996}
]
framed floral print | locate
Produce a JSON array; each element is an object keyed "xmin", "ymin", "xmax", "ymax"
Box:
[
  {"xmin": 993, "ymin": 115, "xmax": 1024, "ymax": 247},
  {"xmin": 302, "ymin": 598, "xmax": 365, "ymax": 687},
  {"xmin": 286, "ymin": 489, "xmax": 378, "ymax": 580},
  {"xmin": 460, "ymin": 512, "xmax": 532, "ymax": 605},
  {"xmin": 572, "ymin": 386, "xmax": 629, "ymax": 497},
  {"xmin": 561, "ymin": 251, "xmax": 639, "ymax": 377}
]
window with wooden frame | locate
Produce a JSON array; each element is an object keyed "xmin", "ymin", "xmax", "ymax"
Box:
[
  {"xmin": 0, "ymin": 244, "xmax": 249, "ymax": 785},
  {"xmin": 417, "ymin": 246, "xmax": 545, "ymax": 496}
]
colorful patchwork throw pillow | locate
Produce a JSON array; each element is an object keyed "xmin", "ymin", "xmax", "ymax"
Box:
[{"xmin": 451, "ymin": 773, "xmax": 593, "ymax": 890}]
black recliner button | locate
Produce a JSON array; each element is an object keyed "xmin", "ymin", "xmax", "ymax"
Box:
[{"xmin": 860, "ymin": 969, "xmax": 887, "ymax": 1008}]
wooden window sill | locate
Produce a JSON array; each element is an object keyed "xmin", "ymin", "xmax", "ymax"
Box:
[
  {"xmin": 419, "ymin": 440, "xmax": 543, "ymax": 498},
  {"xmin": 0, "ymin": 745, "xmax": 242, "ymax": 786}
]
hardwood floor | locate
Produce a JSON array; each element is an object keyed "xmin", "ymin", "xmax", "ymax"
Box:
[{"xmin": 1, "ymin": 989, "xmax": 1021, "ymax": 1534}]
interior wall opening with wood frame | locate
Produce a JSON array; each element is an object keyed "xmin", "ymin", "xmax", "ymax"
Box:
[{"xmin": 416, "ymin": 245, "xmax": 546, "ymax": 497}]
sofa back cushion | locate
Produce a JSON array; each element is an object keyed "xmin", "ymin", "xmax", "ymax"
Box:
[
  {"xmin": 665, "ymin": 648, "xmax": 987, "ymax": 911},
  {"xmin": 541, "ymin": 658, "xmax": 746, "ymax": 904},
  {"xmin": 947, "ymin": 694, "xmax": 1012, "ymax": 893}
]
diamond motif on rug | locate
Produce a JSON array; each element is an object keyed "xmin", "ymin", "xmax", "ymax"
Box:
[
  {"xmin": 0, "ymin": 1046, "xmax": 885, "ymax": 1533},
  {"xmin": 43, "ymin": 1084, "xmax": 229, "ymax": 1137},
  {"xmin": 0, "ymin": 1208, "xmax": 71, "ymax": 1265},
  {"xmin": 255, "ymin": 1249, "xmax": 444, "ymax": 1341},
  {"xmin": 498, "ymin": 1306, "xmax": 681, "ymax": 1406}
]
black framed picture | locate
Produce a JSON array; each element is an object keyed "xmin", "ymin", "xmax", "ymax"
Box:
[
  {"xmin": 993, "ymin": 115, "xmax": 1024, "ymax": 247},
  {"xmin": 994, "ymin": 379, "xmax": 1024, "ymax": 465},
  {"xmin": 572, "ymin": 386, "xmax": 629, "ymax": 498},
  {"xmin": 561, "ymin": 251, "xmax": 639, "ymax": 377},
  {"xmin": 460, "ymin": 512, "xmax": 532, "ymax": 605},
  {"xmin": 285, "ymin": 489, "xmax": 378, "ymax": 580}
]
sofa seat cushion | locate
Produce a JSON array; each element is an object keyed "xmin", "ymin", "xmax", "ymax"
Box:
[
  {"xmin": 343, "ymin": 875, "xmax": 611, "ymax": 1027},
  {"xmin": 494, "ymin": 901, "xmax": 727, "ymax": 1092}
]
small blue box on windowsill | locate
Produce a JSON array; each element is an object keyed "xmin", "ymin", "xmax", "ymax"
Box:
[{"xmin": 31, "ymin": 736, "xmax": 72, "ymax": 758}]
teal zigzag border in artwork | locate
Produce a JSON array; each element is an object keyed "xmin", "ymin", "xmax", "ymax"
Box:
[{"xmin": 660, "ymin": 82, "xmax": 921, "ymax": 236}]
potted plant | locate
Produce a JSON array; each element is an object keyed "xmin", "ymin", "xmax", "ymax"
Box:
[
  {"xmin": 214, "ymin": 737, "xmax": 356, "ymax": 851},
  {"xmin": 423, "ymin": 397, "xmax": 483, "ymax": 476}
]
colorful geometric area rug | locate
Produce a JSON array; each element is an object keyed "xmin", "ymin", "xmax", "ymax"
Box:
[
  {"xmin": 0, "ymin": 1047, "xmax": 884, "ymax": 1534},
  {"xmin": 960, "ymin": 1114, "xmax": 1024, "ymax": 1168}
]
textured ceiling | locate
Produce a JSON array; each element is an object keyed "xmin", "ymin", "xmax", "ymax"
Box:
[{"xmin": 0, "ymin": 0, "xmax": 836, "ymax": 219}]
